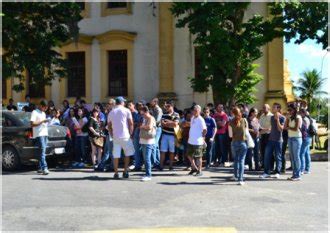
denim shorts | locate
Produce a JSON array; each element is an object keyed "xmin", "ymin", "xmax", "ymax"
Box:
[{"xmin": 160, "ymin": 134, "xmax": 175, "ymax": 153}]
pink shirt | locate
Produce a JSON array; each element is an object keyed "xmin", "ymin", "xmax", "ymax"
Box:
[
  {"xmin": 108, "ymin": 105, "xmax": 132, "ymax": 139},
  {"xmin": 213, "ymin": 112, "xmax": 229, "ymax": 134}
]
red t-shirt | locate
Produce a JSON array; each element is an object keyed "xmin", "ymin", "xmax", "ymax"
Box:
[{"xmin": 213, "ymin": 111, "xmax": 229, "ymax": 134}]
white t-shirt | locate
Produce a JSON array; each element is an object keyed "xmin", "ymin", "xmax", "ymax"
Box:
[
  {"xmin": 108, "ymin": 105, "xmax": 132, "ymax": 140},
  {"xmin": 288, "ymin": 115, "xmax": 302, "ymax": 138},
  {"xmin": 188, "ymin": 115, "xmax": 207, "ymax": 145},
  {"xmin": 30, "ymin": 109, "xmax": 48, "ymax": 138}
]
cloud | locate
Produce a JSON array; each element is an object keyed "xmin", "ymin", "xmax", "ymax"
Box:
[{"xmin": 297, "ymin": 44, "xmax": 327, "ymax": 58}]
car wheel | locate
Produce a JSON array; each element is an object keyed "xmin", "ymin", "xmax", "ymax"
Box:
[{"xmin": 2, "ymin": 146, "xmax": 21, "ymax": 171}]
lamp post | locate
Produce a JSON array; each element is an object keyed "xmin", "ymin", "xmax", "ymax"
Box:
[{"xmin": 318, "ymin": 47, "xmax": 329, "ymax": 122}]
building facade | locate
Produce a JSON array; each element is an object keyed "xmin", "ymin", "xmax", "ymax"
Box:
[{"xmin": 2, "ymin": 2, "xmax": 294, "ymax": 109}]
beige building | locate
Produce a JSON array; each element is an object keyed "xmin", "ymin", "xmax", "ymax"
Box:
[{"xmin": 2, "ymin": 2, "xmax": 294, "ymax": 109}]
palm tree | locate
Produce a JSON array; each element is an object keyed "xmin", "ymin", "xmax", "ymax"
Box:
[{"xmin": 294, "ymin": 69, "xmax": 327, "ymax": 105}]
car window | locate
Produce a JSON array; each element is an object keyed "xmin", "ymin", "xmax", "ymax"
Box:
[{"xmin": 8, "ymin": 112, "xmax": 31, "ymax": 126}]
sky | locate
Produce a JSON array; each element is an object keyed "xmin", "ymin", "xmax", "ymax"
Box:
[{"xmin": 284, "ymin": 39, "xmax": 329, "ymax": 96}]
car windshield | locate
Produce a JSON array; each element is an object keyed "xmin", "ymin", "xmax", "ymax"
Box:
[{"xmin": 8, "ymin": 111, "xmax": 32, "ymax": 126}]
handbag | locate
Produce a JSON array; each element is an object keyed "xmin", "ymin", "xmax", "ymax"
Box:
[
  {"xmin": 244, "ymin": 119, "xmax": 255, "ymax": 149},
  {"xmin": 92, "ymin": 136, "xmax": 104, "ymax": 148},
  {"xmin": 140, "ymin": 119, "xmax": 156, "ymax": 139}
]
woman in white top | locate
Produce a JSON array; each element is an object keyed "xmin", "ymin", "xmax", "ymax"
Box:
[
  {"xmin": 139, "ymin": 106, "xmax": 156, "ymax": 181},
  {"xmin": 285, "ymin": 104, "xmax": 302, "ymax": 181}
]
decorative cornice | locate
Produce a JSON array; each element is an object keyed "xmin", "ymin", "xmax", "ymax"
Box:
[
  {"xmin": 61, "ymin": 34, "xmax": 94, "ymax": 46},
  {"xmin": 96, "ymin": 30, "xmax": 137, "ymax": 44}
]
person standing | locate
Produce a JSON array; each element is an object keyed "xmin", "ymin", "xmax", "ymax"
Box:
[
  {"xmin": 187, "ymin": 105, "xmax": 207, "ymax": 176},
  {"xmin": 6, "ymin": 98, "xmax": 18, "ymax": 111},
  {"xmin": 73, "ymin": 107, "xmax": 89, "ymax": 168},
  {"xmin": 139, "ymin": 106, "xmax": 156, "ymax": 181},
  {"xmin": 246, "ymin": 108, "xmax": 261, "ymax": 171},
  {"xmin": 228, "ymin": 107, "xmax": 248, "ymax": 185},
  {"xmin": 30, "ymin": 100, "xmax": 50, "ymax": 175},
  {"xmin": 160, "ymin": 101, "xmax": 180, "ymax": 171},
  {"xmin": 127, "ymin": 101, "xmax": 143, "ymax": 171},
  {"xmin": 259, "ymin": 104, "xmax": 273, "ymax": 168},
  {"xmin": 149, "ymin": 98, "xmax": 163, "ymax": 168},
  {"xmin": 299, "ymin": 109, "xmax": 313, "ymax": 174},
  {"xmin": 285, "ymin": 104, "xmax": 303, "ymax": 181},
  {"xmin": 203, "ymin": 107, "xmax": 217, "ymax": 169},
  {"xmin": 23, "ymin": 94, "xmax": 36, "ymax": 112},
  {"xmin": 88, "ymin": 108, "xmax": 104, "ymax": 169},
  {"xmin": 259, "ymin": 103, "xmax": 285, "ymax": 179},
  {"xmin": 108, "ymin": 97, "xmax": 135, "ymax": 179},
  {"xmin": 213, "ymin": 104, "xmax": 229, "ymax": 166},
  {"xmin": 97, "ymin": 98, "xmax": 115, "ymax": 172}
]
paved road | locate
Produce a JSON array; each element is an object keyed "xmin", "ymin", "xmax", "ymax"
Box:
[{"xmin": 2, "ymin": 162, "xmax": 329, "ymax": 232}]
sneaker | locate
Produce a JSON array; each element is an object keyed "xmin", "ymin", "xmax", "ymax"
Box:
[
  {"xmin": 259, "ymin": 173, "xmax": 271, "ymax": 179},
  {"xmin": 141, "ymin": 176, "xmax": 151, "ymax": 182},
  {"xmin": 78, "ymin": 162, "xmax": 85, "ymax": 168},
  {"xmin": 244, "ymin": 165, "xmax": 249, "ymax": 170},
  {"xmin": 238, "ymin": 181, "xmax": 245, "ymax": 186},
  {"xmin": 195, "ymin": 171, "xmax": 203, "ymax": 177},
  {"xmin": 274, "ymin": 173, "xmax": 280, "ymax": 179},
  {"xmin": 188, "ymin": 169, "xmax": 197, "ymax": 175},
  {"xmin": 291, "ymin": 177, "xmax": 301, "ymax": 181},
  {"xmin": 42, "ymin": 169, "xmax": 49, "ymax": 175},
  {"xmin": 304, "ymin": 171, "xmax": 311, "ymax": 174},
  {"xmin": 113, "ymin": 173, "xmax": 120, "ymax": 179},
  {"xmin": 123, "ymin": 171, "xmax": 129, "ymax": 179},
  {"xmin": 129, "ymin": 165, "xmax": 135, "ymax": 170},
  {"xmin": 37, "ymin": 169, "xmax": 43, "ymax": 174}
]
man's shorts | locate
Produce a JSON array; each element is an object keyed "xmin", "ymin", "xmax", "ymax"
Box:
[
  {"xmin": 187, "ymin": 143, "xmax": 205, "ymax": 158},
  {"xmin": 160, "ymin": 134, "xmax": 175, "ymax": 153},
  {"xmin": 112, "ymin": 138, "xmax": 135, "ymax": 158}
]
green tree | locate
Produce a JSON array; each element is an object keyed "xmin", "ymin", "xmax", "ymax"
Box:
[
  {"xmin": 171, "ymin": 1, "xmax": 328, "ymax": 106},
  {"xmin": 294, "ymin": 69, "xmax": 327, "ymax": 106},
  {"xmin": 2, "ymin": 2, "xmax": 82, "ymax": 92}
]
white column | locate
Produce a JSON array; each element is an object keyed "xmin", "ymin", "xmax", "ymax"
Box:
[
  {"xmin": 51, "ymin": 79, "xmax": 60, "ymax": 108},
  {"xmin": 91, "ymin": 38, "xmax": 101, "ymax": 103}
]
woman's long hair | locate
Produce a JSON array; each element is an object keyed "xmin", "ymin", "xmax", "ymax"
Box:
[{"xmin": 232, "ymin": 107, "xmax": 242, "ymax": 126}]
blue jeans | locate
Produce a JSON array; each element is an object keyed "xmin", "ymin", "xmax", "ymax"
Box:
[
  {"xmin": 205, "ymin": 138, "xmax": 214, "ymax": 167},
  {"xmin": 75, "ymin": 136, "xmax": 88, "ymax": 162},
  {"xmin": 264, "ymin": 140, "xmax": 282, "ymax": 174},
  {"xmin": 217, "ymin": 133, "xmax": 228, "ymax": 163},
  {"xmin": 300, "ymin": 137, "xmax": 312, "ymax": 173},
  {"xmin": 99, "ymin": 135, "xmax": 113, "ymax": 169},
  {"xmin": 141, "ymin": 144, "xmax": 153, "ymax": 177},
  {"xmin": 246, "ymin": 137, "xmax": 260, "ymax": 170},
  {"xmin": 133, "ymin": 129, "xmax": 142, "ymax": 169},
  {"xmin": 288, "ymin": 137, "xmax": 302, "ymax": 178},
  {"xmin": 232, "ymin": 141, "xmax": 248, "ymax": 182},
  {"xmin": 151, "ymin": 127, "xmax": 162, "ymax": 166},
  {"xmin": 35, "ymin": 136, "xmax": 48, "ymax": 171}
]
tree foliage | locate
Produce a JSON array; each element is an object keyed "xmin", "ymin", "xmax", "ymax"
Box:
[
  {"xmin": 171, "ymin": 1, "xmax": 328, "ymax": 106},
  {"xmin": 2, "ymin": 2, "xmax": 82, "ymax": 92},
  {"xmin": 294, "ymin": 69, "xmax": 327, "ymax": 106}
]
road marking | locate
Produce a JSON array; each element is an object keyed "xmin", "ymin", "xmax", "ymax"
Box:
[{"xmin": 90, "ymin": 227, "xmax": 237, "ymax": 233}]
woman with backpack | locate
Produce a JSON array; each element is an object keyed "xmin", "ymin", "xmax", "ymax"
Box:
[
  {"xmin": 139, "ymin": 106, "xmax": 156, "ymax": 181},
  {"xmin": 285, "ymin": 104, "xmax": 302, "ymax": 181},
  {"xmin": 299, "ymin": 109, "xmax": 313, "ymax": 175},
  {"xmin": 73, "ymin": 107, "xmax": 89, "ymax": 168}
]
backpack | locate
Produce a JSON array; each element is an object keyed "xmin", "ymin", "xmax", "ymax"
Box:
[{"xmin": 307, "ymin": 116, "xmax": 317, "ymax": 136}]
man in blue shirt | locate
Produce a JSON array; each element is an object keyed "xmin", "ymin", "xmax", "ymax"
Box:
[{"xmin": 203, "ymin": 107, "xmax": 217, "ymax": 169}]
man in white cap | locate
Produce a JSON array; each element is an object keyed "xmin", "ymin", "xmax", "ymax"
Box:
[{"xmin": 108, "ymin": 96, "xmax": 135, "ymax": 179}]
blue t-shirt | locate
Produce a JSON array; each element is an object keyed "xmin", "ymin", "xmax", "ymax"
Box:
[{"xmin": 204, "ymin": 116, "xmax": 216, "ymax": 139}]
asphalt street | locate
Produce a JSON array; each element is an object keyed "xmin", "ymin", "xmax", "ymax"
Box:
[{"xmin": 2, "ymin": 162, "xmax": 329, "ymax": 232}]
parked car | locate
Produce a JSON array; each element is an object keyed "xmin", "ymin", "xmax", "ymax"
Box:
[{"xmin": 1, "ymin": 110, "xmax": 71, "ymax": 171}]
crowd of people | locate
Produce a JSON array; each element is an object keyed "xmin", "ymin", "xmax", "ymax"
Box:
[{"xmin": 4, "ymin": 94, "xmax": 317, "ymax": 185}]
